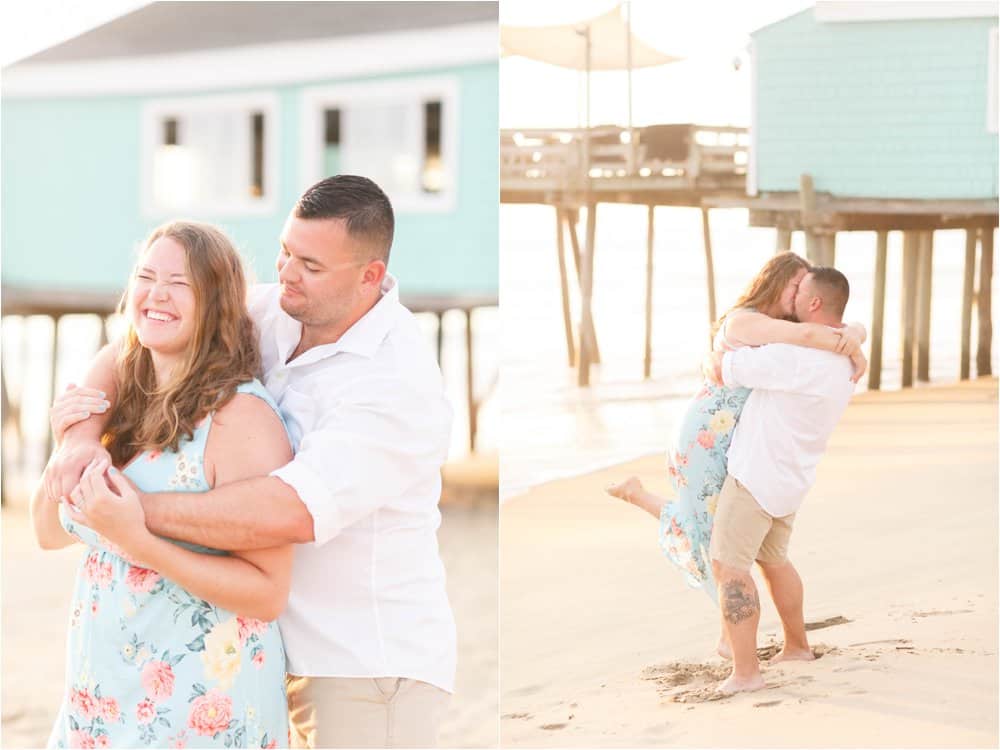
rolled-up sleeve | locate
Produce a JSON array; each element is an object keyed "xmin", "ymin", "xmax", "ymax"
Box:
[{"xmin": 269, "ymin": 374, "xmax": 452, "ymax": 546}]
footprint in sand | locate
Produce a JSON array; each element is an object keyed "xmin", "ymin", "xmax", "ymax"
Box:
[
  {"xmin": 540, "ymin": 723, "xmax": 567, "ymax": 731},
  {"xmin": 804, "ymin": 615, "xmax": 852, "ymax": 632},
  {"xmin": 501, "ymin": 713, "xmax": 533, "ymax": 721},
  {"xmin": 912, "ymin": 609, "xmax": 974, "ymax": 618}
]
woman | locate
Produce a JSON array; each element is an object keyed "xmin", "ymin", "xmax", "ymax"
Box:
[
  {"xmin": 607, "ymin": 252, "xmax": 866, "ymax": 654},
  {"xmin": 31, "ymin": 222, "xmax": 292, "ymax": 748}
]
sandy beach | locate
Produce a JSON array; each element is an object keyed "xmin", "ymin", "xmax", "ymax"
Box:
[
  {"xmin": 500, "ymin": 378, "xmax": 998, "ymax": 748},
  {"xmin": 1, "ymin": 460, "xmax": 498, "ymax": 749}
]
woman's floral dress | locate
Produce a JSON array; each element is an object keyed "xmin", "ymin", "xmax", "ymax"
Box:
[
  {"xmin": 48, "ymin": 381, "xmax": 288, "ymax": 749},
  {"xmin": 658, "ymin": 320, "xmax": 752, "ymax": 604}
]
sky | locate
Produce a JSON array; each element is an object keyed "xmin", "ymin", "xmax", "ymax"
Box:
[{"xmin": 500, "ymin": 0, "xmax": 812, "ymax": 128}]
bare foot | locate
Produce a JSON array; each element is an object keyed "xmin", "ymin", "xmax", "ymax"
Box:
[
  {"xmin": 769, "ymin": 647, "xmax": 815, "ymax": 664},
  {"xmin": 715, "ymin": 672, "xmax": 765, "ymax": 695},
  {"xmin": 716, "ymin": 636, "xmax": 732, "ymax": 660},
  {"xmin": 606, "ymin": 477, "xmax": 643, "ymax": 504}
]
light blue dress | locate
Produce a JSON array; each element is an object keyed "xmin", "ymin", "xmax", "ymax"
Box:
[
  {"xmin": 658, "ymin": 322, "xmax": 752, "ymax": 604},
  {"xmin": 49, "ymin": 381, "xmax": 289, "ymax": 749}
]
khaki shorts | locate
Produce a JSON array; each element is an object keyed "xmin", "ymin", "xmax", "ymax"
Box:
[
  {"xmin": 287, "ymin": 675, "xmax": 451, "ymax": 748},
  {"xmin": 709, "ymin": 474, "xmax": 795, "ymax": 571}
]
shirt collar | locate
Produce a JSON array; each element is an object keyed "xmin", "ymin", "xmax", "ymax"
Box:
[{"xmin": 282, "ymin": 273, "xmax": 400, "ymax": 366}]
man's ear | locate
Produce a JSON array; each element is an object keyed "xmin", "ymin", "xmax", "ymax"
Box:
[
  {"xmin": 810, "ymin": 295, "xmax": 823, "ymax": 314},
  {"xmin": 362, "ymin": 260, "xmax": 387, "ymax": 288}
]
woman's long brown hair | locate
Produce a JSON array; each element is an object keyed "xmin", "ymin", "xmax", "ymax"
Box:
[
  {"xmin": 103, "ymin": 221, "xmax": 261, "ymax": 466},
  {"xmin": 712, "ymin": 251, "xmax": 812, "ymax": 338}
]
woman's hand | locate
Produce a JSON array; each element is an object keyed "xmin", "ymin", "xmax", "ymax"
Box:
[
  {"xmin": 50, "ymin": 384, "xmax": 110, "ymax": 446},
  {"xmin": 66, "ymin": 458, "xmax": 151, "ymax": 559},
  {"xmin": 849, "ymin": 350, "xmax": 868, "ymax": 383},
  {"xmin": 833, "ymin": 327, "xmax": 863, "ymax": 358}
]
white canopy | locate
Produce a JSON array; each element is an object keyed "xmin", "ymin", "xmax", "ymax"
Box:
[{"xmin": 500, "ymin": 5, "xmax": 681, "ymax": 71}]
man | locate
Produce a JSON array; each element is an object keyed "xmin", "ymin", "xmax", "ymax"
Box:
[
  {"xmin": 703, "ymin": 267, "xmax": 857, "ymax": 694},
  {"xmin": 45, "ymin": 175, "xmax": 456, "ymax": 748}
]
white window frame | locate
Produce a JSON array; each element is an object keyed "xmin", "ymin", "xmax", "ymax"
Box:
[
  {"xmin": 140, "ymin": 92, "xmax": 280, "ymax": 219},
  {"xmin": 299, "ymin": 77, "xmax": 459, "ymax": 214},
  {"xmin": 989, "ymin": 27, "xmax": 998, "ymax": 134}
]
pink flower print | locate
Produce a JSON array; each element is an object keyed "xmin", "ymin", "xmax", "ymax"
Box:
[
  {"xmin": 99, "ymin": 697, "xmax": 120, "ymax": 723},
  {"xmin": 136, "ymin": 698, "xmax": 156, "ymax": 725},
  {"xmin": 69, "ymin": 729, "xmax": 95, "ymax": 749},
  {"xmin": 696, "ymin": 429, "xmax": 715, "ymax": 450},
  {"xmin": 674, "ymin": 451, "xmax": 689, "ymax": 468},
  {"xmin": 83, "ymin": 552, "xmax": 100, "ymax": 582},
  {"xmin": 252, "ymin": 650, "xmax": 265, "ymax": 669},
  {"xmin": 169, "ymin": 734, "xmax": 188, "ymax": 749},
  {"xmin": 236, "ymin": 616, "xmax": 270, "ymax": 643},
  {"xmin": 126, "ymin": 566, "xmax": 161, "ymax": 594},
  {"xmin": 90, "ymin": 600, "xmax": 99, "ymax": 615},
  {"xmin": 187, "ymin": 689, "xmax": 233, "ymax": 737},
  {"xmin": 146, "ymin": 450, "xmax": 163, "ymax": 462},
  {"xmin": 266, "ymin": 741, "xmax": 278, "ymax": 749},
  {"xmin": 96, "ymin": 562, "xmax": 114, "ymax": 589},
  {"xmin": 141, "ymin": 660, "xmax": 175, "ymax": 702},
  {"xmin": 96, "ymin": 735, "xmax": 111, "ymax": 749},
  {"xmin": 71, "ymin": 688, "xmax": 99, "ymax": 719}
]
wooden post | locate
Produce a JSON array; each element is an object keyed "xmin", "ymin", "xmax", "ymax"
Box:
[
  {"xmin": 435, "ymin": 312, "xmax": 445, "ymax": 365},
  {"xmin": 578, "ymin": 201, "xmax": 598, "ymax": 387},
  {"xmin": 465, "ymin": 308, "xmax": 477, "ymax": 452},
  {"xmin": 555, "ymin": 207, "xmax": 576, "ymax": 366},
  {"xmin": 915, "ymin": 231, "xmax": 933, "ymax": 382},
  {"xmin": 775, "ymin": 228, "xmax": 792, "ymax": 254},
  {"xmin": 644, "ymin": 205, "xmax": 655, "ymax": 379},
  {"xmin": 799, "ymin": 174, "xmax": 821, "ymax": 264},
  {"xmin": 977, "ymin": 226, "xmax": 994, "ymax": 377},
  {"xmin": 46, "ymin": 314, "xmax": 63, "ymax": 458},
  {"xmin": 869, "ymin": 230, "xmax": 889, "ymax": 391},
  {"xmin": 565, "ymin": 209, "xmax": 600, "ymax": 364},
  {"xmin": 960, "ymin": 227, "xmax": 978, "ymax": 380},
  {"xmin": 820, "ymin": 232, "xmax": 836, "ymax": 267},
  {"xmin": 900, "ymin": 232, "xmax": 919, "ymax": 388},
  {"xmin": 701, "ymin": 207, "xmax": 718, "ymax": 335}
]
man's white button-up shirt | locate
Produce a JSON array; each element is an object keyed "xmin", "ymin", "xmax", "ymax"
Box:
[
  {"xmin": 248, "ymin": 275, "xmax": 456, "ymax": 692},
  {"xmin": 722, "ymin": 342, "xmax": 855, "ymax": 518}
]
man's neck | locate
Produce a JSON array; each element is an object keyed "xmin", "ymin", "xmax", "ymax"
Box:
[
  {"xmin": 289, "ymin": 292, "xmax": 381, "ymax": 362},
  {"xmin": 806, "ymin": 312, "xmax": 843, "ymax": 328}
]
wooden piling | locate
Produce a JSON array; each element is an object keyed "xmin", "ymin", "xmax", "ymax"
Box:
[
  {"xmin": 644, "ymin": 205, "xmax": 655, "ymax": 379},
  {"xmin": 820, "ymin": 232, "xmax": 836, "ymax": 267},
  {"xmin": 701, "ymin": 207, "xmax": 718, "ymax": 334},
  {"xmin": 915, "ymin": 231, "xmax": 933, "ymax": 382},
  {"xmin": 565, "ymin": 209, "xmax": 600, "ymax": 364},
  {"xmin": 869, "ymin": 230, "xmax": 889, "ymax": 391},
  {"xmin": 775, "ymin": 228, "xmax": 792, "ymax": 254},
  {"xmin": 799, "ymin": 174, "xmax": 821, "ymax": 264},
  {"xmin": 977, "ymin": 227, "xmax": 994, "ymax": 377},
  {"xmin": 578, "ymin": 202, "xmax": 598, "ymax": 387},
  {"xmin": 960, "ymin": 227, "xmax": 978, "ymax": 380},
  {"xmin": 900, "ymin": 232, "xmax": 919, "ymax": 388},
  {"xmin": 555, "ymin": 207, "xmax": 576, "ymax": 366}
]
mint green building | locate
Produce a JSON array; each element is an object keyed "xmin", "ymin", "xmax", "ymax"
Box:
[
  {"xmin": 2, "ymin": 2, "xmax": 498, "ymax": 298},
  {"xmin": 750, "ymin": 1, "xmax": 998, "ymax": 200}
]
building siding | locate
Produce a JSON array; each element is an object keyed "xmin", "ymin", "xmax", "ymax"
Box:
[
  {"xmin": 754, "ymin": 10, "xmax": 998, "ymax": 199},
  {"xmin": 1, "ymin": 62, "xmax": 498, "ymax": 295}
]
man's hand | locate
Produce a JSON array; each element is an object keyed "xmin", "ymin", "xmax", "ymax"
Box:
[
  {"xmin": 702, "ymin": 350, "xmax": 725, "ymax": 386},
  {"xmin": 43, "ymin": 441, "xmax": 111, "ymax": 503},
  {"xmin": 50, "ymin": 384, "xmax": 109, "ymax": 446}
]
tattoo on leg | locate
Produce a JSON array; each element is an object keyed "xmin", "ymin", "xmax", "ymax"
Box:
[{"xmin": 722, "ymin": 578, "xmax": 760, "ymax": 624}]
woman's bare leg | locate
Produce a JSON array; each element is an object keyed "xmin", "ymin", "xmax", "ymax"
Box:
[{"xmin": 606, "ymin": 477, "xmax": 665, "ymax": 519}]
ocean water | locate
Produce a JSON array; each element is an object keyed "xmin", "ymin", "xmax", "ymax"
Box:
[
  {"xmin": 499, "ymin": 203, "xmax": 998, "ymax": 500},
  {"xmin": 1, "ymin": 306, "xmax": 498, "ymax": 497}
]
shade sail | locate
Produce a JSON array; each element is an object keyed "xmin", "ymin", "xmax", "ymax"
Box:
[{"xmin": 500, "ymin": 4, "xmax": 681, "ymax": 71}]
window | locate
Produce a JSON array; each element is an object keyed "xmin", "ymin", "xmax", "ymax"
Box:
[
  {"xmin": 142, "ymin": 93, "xmax": 279, "ymax": 217},
  {"xmin": 301, "ymin": 78, "xmax": 458, "ymax": 212}
]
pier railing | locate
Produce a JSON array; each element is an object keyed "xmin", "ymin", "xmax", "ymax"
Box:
[{"xmin": 501, "ymin": 124, "xmax": 748, "ymax": 197}]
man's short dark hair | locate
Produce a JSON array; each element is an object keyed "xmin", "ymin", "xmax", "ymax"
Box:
[
  {"xmin": 809, "ymin": 267, "xmax": 850, "ymax": 319},
  {"xmin": 294, "ymin": 175, "xmax": 394, "ymax": 263}
]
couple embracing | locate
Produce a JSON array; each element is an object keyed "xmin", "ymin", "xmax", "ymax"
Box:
[
  {"xmin": 609, "ymin": 252, "xmax": 864, "ymax": 694},
  {"xmin": 33, "ymin": 176, "xmax": 455, "ymax": 748}
]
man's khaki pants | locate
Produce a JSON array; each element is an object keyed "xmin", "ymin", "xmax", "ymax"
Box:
[{"xmin": 286, "ymin": 675, "xmax": 450, "ymax": 749}]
